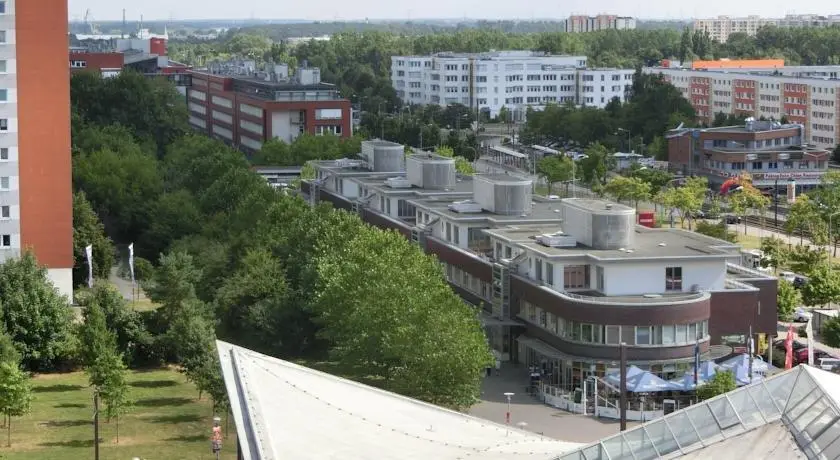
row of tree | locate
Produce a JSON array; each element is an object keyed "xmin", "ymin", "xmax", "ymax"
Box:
[{"xmin": 69, "ymin": 70, "xmax": 493, "ymax": 411}]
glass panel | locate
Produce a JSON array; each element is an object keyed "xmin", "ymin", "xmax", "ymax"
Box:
[
  {"xmin": 624, "ymin": 427, "xmax": 659, "ymax": 460},
  {"xmin": 782, "ymin": 372, "xmax": 815, "ymax": 414},
  {"xmin": 685, "ymin": 404, "xmax": 723, "ymax": 442},
  {"xmin": 581, "ymin": 444, "xmax": 607, "ymax": 460},
  {"xmin": 791, "ymin": 396, "xmax": 828, "ymax": 431},
  {"xmin": 707, "ymin": 397, "xmax": 743, "ymax": 435},
  {"xmin": 804, "ymin": 408, "xmax": 839, "ymax": 442},
  {"xmin": 667, "ymin": 411, "xmax": 701, "ymax": 449},
  {"xmin": 601, "ymin": 434, "xmax": 634, "ymax": 460},
  {"xmin": 644, "ymin": 419, "xmax": 680, "ymax": 457},
  {"xmin": 765, "ymin": 373, "xmax": 798, "ymax": 412},
  {"xmin": 726, "ymin": 388, "xmax": 764, "ymax": 429},
  {"xmin": 559, "ymin": 451, "xmax": 586, "ymax": 460},
  {"xmin": 749, "ymin": 383, "xmax": 782, "ymax": 420},
  {"xmin": 786, "ymin": 390, "xmax": 821, "ymax": 424},
  {"xmin": 812, "ymin": 422, "xmax": 840, "ymax": 458}
]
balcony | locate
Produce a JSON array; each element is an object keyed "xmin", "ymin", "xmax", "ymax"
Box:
[{"xmin": 557, "ymin": 289, "xmax": 709, "ymax": 306}]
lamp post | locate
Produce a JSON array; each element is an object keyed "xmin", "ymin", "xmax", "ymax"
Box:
[
  {"xmin": 503, "ymin": 392, "xmax": 515, "ymax": 426},
  {"xmin": 617, "ymin": 128, "xmax": 631, "ymax": 152}
]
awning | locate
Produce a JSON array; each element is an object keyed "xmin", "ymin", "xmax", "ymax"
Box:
[{"xmin": 516, "ymin": 335, "xmax": 574, "ymax": 361}]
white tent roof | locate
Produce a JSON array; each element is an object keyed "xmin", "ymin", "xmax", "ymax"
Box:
[{"xmin": 217, "ymin": 341, "xmax": 583, "ymax": 460}]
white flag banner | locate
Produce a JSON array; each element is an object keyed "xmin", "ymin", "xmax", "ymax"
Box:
[
  {"xmin": 84, "ymin": 244, "xmax": 94, "ymax": 289},
  {"xmin": 128, "ymin": 243, "xmax": 136, "ymax": 285},
  {"xmin": 806, "ymin": 317, "xmax": 815, "ymax": 366}
]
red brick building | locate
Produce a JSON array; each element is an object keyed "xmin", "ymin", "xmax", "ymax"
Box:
[
  {"xmin": 186, "ymin": 66, "xmax": 351, "ymax": 152},
  {"xmin": 69, "ymin": 51, "xmax": 124, "ymax": 76}
]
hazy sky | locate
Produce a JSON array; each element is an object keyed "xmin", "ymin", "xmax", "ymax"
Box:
[{"xmin": 67, "ymin": 0, "xmax": 838, "ymax": 22}]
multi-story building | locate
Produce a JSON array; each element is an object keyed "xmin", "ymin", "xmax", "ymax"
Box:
[
  {"xmin": 565, "ymin": 15, "xmax": 636, "ymax": 33},
  {"xmin": 694, "ymin": 14, "xmax": 840, "ymax": 42},
  {"xmin": 645, "ymin": 64, "xmax": 840, "ymax": 149},
  {"xmin": 69, "ymin": 49, "xmax": 124, "ymax": 77},
  {"xmin": 187, "ymin": 60, "xmax": 352, "ymax": 152},
  {"xmin": 666, "ymin": 120, "xmax": 829, "ymax": 191},
  {"xmin": 391, "ymin": 52, "xmax": 634, "ymax": 120},
  {"xmin": 301, "ymin": 140, "xmax": 778, "ymax": 392},
  {"xmin": 1, "ymin": 0, "xmax": 74, "ymax": 298}
]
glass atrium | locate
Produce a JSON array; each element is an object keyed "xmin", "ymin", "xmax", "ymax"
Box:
[{"xmin": 555, "ymin": 365, "xmax": 840, "ymax": 459}]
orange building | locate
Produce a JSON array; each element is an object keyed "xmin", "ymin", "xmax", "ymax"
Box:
[
  {"xmin": 691, "ymin": 59, "xmax": 785, "ymax": 70},
  {"xmin": 6, "ymin": 0, "xmax": 74, "ymax": 298}
]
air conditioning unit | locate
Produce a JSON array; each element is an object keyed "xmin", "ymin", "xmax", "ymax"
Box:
[
  {"xmin": 448, "ymin": 200, "xmax": 483, "ymax": 213},
  {"xmin": 536, "ymin": 232, "xmax": 577, "ymax": 248},
  {"xmin": 384, "ymin": 177, "xmax": 412, "ymax": 189}
]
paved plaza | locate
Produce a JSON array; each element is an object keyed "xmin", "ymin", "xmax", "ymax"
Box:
[{"xmin": 468, "ymin": 362, "xmax": 639, "ymax": 443}]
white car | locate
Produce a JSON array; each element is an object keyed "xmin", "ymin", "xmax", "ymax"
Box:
[
  {"xmin": 818, "ymin": 358, "xmax": 840, "ymax": 372},
  {"xmin": 780, "ymin": 272, "xmax": 797, "ymax": 283},
  {"xmin": 794, "ymin": 308, "xmax": 813, "ymax": 323}
]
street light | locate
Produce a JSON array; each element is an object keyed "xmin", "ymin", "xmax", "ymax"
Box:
[
  {"xmin": 503, "ymin": 392, "xmax": 515, "ymax": 427},
  {"xmin": 617, "ymin": 128, "xmax": 631, "ymax": 153}
]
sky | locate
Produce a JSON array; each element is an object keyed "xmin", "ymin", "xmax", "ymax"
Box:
[{"xmin": 67, "ymin": 0, "xmax": 839, "ymax": 22}]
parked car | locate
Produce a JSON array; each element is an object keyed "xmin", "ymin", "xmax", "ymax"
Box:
[
  {"xmin": 818, "ymin": 358, "xmax": 840, "ymax": 372},
  {"xmin": 794, "ymin": 308, "xmax": 813, "ymax": 322},
  {"xmin": 780, "ymin": 271, "xmax": 797, "ymax": 283},
  {"xmin": 723, "ymin": 215, "xmax": 741, "ymax": 224},
  {"xmin": 793, "ymin": 276, "xmax": 808, "ymax": 289},
  {"xmin": 689, "ymin": 210, "xmax": 705, "ymax": 219}
]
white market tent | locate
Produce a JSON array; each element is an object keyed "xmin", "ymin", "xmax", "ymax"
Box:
[{"xmin": 217, "ymin": 341, "xmax": 584, "ymax": 460}]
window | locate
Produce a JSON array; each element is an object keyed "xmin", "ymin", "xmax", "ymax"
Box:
[
  {"xmin": 0, "ymin": 176, "xmax": 8, "ymax": 189},
  {"xmin": 564, "ymin": 265, "xmax": 590, "ymax": 289},
  {"xmin": 545, "ymin": 263, "xmax": 554, "ymax": 286},
  {"xmin": 636, "ymin": 327, "xmax": 651, "ymax": 345},
  {"xmin": 445, "ymin": 222, "xmax": 452, "ymax": 241},
  {"xmin": 0, "ymin": 2, "xmax": 6, "ymax": 14},
  {"xmin": 0, "ymin": 119, "xmax": 7, "ymax": 131},
  {"xmin": 0, "ymin": 235, "xmax": 9, "ymax": 247},
  {"xmin": 0, "ymin": 147, "xmax": 7, "ymax": 160},
  {"xmin": 606, "ymin": 326, "xmax": 621, "ymax": 344},
  {"xmin": 662, "ymin": 325, "xmax": 676, "ymax": 345},
  {"xmin": 0, "ymin": 205, "xmax": 7, "ymax": 218},
  {"xmin": 0, "ymin": 31, "xmax": 5, "ymax": 43},
  {"xmin": 665, "ymin": 266, "xmax": 683, "ymax": 291},
  {"xmin": 453, "ymin": 225, "xmax": 460, "ymax": 245},
  {"xmin": 0, "ymin": 60, "xmax": 5, "ymax": 73}
]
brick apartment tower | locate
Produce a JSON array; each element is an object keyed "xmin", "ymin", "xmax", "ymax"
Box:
[{"xmin": 2, "ymin": 0, "xmax": 73, "ymax": 298}]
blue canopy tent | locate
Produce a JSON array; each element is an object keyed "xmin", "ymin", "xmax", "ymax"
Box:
[
  {"xmin": 719, "ymin": 354, "xmax": 769, "ymax": 374},
  {"xmin": 668, "ymin": 361, "xmax": 720, "ymax": 391},
  {"xmin": 603, "ymin": 365, "xmax": 644, "ymax": 389},
  {"xmin": 626, "ymin": 372, "xmax": 680, "ymax": 393}
]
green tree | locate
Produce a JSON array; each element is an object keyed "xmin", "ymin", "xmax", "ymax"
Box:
[
  {"xmin": 312, "ymin": 227, "xmax": 492, "ymax": 410},
  {"xmin": 0, "ymin": 362, "xmax": 32, "ymax": 446},
  {"xmin": 537, "ymin": 155, "xmax": 574, "ymax": 195},
  {"xmin": 777, "ymin": 279, "xmax": 801, "ymax": 321},
  {"xmin": 167, "ymin": 301, "xmax": 218, "ymax": 400},
  {"xmin": 0, "ymin": 252, "xmax": 73, "ymax": 370},
  {"xmin": 145, "ymin": 251, "xmax": 202, "ymax": 321},
  {"xmin": 657, "ymin": 177, "xmax": 707, "ymax": 230},
  {"xmin": 0, "ymin": 330, "xmax": 20, "ymax": 367},
  {"xmin": 801, "ymin": 265, "xmax": 840, "ymax": 307},
  {"xmin": 96, "ymin": 351, "xmax": 131, "ymax": 443},
  {"xmin": 695, "ymin": 221, "xmax": 737, "ymax": 242},
  {"xmin": 578, "ymin": 142, "xmax": 614, "ymax": 185},
  {"xmin": 696, "ymin": 370, "xmax": 736, "ymax": 400},
  {"xmin": 759, "ymin": 236, "xmax": 788, "ymax": 272},
  {"xmin": 602, "ymin": 176, "xmax": 651, "ymax": 209},
  {"xmin": 822, "ymin": 316, "xmax": 840, "ymax": 348},
  {"xmin": 728, "ymin": 179, "xmax": 770, "ymax": 233},
  {"xmin": 73, "ymin": 191, "xmax": 115, "ymax": 287},
  {"xmin": 786, "ymin": 195, "xmax": 820, "ymax": 245},
  {"xmin": 788, "ymin": 245, "xmax": 827, "ymax": 276},
  {"xmin": 77, "ymin": 296, "xmax": 115, "ymax": 369}
]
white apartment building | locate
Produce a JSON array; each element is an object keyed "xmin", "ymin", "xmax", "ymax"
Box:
[
  {"xmin": 391, "ymin": 52, "xmax": 634, "ymax": 121},
  {"xmin": 565, "ymin": 15, "xmax": 636, "ymax": 33},
  {"xmin": 646, "ymin": 65, "xmax": 840, "ymax": 149},
  {"xmin": 695, "ymin": 14, "xmax": 840, "ymax": 42}
]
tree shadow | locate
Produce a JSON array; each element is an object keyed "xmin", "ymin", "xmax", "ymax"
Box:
[
  {"xmin": 54, "ymin": 403, "xmax": 86, "ymax": 409},
  {"xmin": 147, "ymin": 413, "xmax": 202, "ymax": 424},
  {"xmin": 134, "ymin": 397, "xmax": 192, "ymax": 408},
  {"xmin": 40, "ymin": 420, "xmax": 92, "ymax": 428},
  {"xmin": 129, "ymin": 379, "xmax": 178, "ymax": 389},
  {"xmin": 39, "ymin": 439, "xmax": 95, "ymax": 448},
  {"xmin": 164, "ymin": 434, "xmax": 206, "ymax": 442},
  {"xmin": 33, "ymin": 384, "xmax": 84, "ymax": 393}
]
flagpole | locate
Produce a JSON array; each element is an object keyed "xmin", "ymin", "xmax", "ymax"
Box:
[
  {"xmin": 748, "ymin": 325, "xmax": 754, "ymax": 384},
  {"xmin": 693, "ymin": 338, "xmax": 699, "ymax": 387},
  {"xmin": 806, "ymin": 318, "xmax": 815, "ymax": 367}
]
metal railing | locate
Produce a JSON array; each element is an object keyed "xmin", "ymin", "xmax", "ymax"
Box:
[{"xmin": 556, "ymin": 289, "xmax": 709, "ymax": 305}]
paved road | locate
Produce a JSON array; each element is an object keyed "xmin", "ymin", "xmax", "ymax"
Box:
[
  {"xmin": 469, "ymin": 362, "xmax": 638, "ymax": 443},
  {"xmin": 108, "ymin": 267, "xmax": 147, "ymax": 301}
]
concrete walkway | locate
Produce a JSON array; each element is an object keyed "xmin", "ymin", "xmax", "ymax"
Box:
[
  {"xmin": 468, "ymin": 362, "xmax": 638, "ymax": 443},
  {"xmin": 108, "ymin": 266, "xmax": 148, "ymax": 302}
]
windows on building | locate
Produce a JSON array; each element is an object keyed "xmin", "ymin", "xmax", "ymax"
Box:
[
  {"xmin": 0, "ymin": 235, "xmax": 9, "ymax": 248},
  {"xmin": 564, "ymin": 265, "xmax": 589, "ymax": 289},
  {"xmin": 666, "ymin": 266, "xmax": 683, "ymax": 291},
  {"xmin": 0, "ymin": 205, "xmax": 8, "ymax": 219},
  {"xmin": 0, "ymin": 148, "xmax": 7, "ymax": 160},
  {"xmin": 0, "ymin": 176, "xmax": 8, "ymax": 189}
]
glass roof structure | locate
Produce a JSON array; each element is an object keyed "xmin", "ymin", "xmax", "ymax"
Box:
[{"xmin": 555, "ymin": 365, "xmax": 840, "ymax": 460}]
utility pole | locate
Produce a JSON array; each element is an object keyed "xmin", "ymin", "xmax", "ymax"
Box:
[
  {"xmin": 94, "ymin": 392, "xmax": 100, "ymax": 460},
  {"xmin": 619, "ymin": 343, "xmax": 627, "ymax": 432}
]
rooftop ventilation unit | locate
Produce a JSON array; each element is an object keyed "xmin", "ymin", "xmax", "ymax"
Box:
[
  {"xmin": 384, "ymin": 177, "xmax": 412, "ymax": 189},
  {"xmin": 536, "ymin": 231, "xmax": 577, "ymax": 248},
  {"xmin": 334, "ymin": 158, "xmax": 365, "ymax": 169},
  {"xmin": 448, "ymin": 200, "xmax": 483, "ymax": 213}
]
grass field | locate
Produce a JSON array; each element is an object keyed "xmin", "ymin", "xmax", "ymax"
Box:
[{"xmin": 0, "ymin": 368, "xmax": 237, "ymax": 460}]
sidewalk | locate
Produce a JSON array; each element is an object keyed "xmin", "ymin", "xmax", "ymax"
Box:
[{"xmin": 468, "ymin": 362, "xmax": 637, "ymax": 443}]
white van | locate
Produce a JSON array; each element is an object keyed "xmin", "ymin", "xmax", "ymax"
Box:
[{"xmin": 818, "ymin": 358, "xmax": 840, "ymax": 372}]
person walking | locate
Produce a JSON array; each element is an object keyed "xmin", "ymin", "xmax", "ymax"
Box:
[{"xmin": 494, "ymin": 357, "xmax": 501, "ymax": 376}]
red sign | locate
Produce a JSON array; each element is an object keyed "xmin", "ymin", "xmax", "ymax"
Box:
[{"xmin": 638, "ymin": 212, "xmax": 655, "ymax": 228}]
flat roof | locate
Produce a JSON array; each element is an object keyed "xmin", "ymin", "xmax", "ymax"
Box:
[
  {"xmin": 562, "ymin": 198, "xmax": 635, "ymax": 215},
  {"xmin": 355, "ymin": 176, "xmax": 474, "ymax": 196},
  {"xmin": 410, "ymin": 196, "xmax": 565, "ymax": 225},
  {"xmin": 485, "ymin": 225, "xmax": 742, "ymax": 261}
]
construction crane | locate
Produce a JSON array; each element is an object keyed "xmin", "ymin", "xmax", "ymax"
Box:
[{"xmin": 83, "ymin": 9, "xmax": 100, "ymax": 35}]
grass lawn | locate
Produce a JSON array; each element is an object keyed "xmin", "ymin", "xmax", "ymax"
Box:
[
  {"xmin": 128, "ymin": 298, "xmax": 159, "ymax": 312},
  {"xmin": 0, "ymin": 368, "xmax": 237, "ymax": 460}
]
